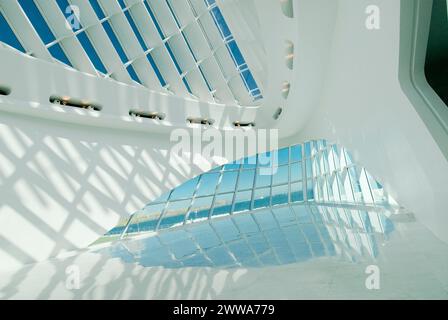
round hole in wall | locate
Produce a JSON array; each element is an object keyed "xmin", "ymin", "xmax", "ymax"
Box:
[
  {"xmin": 280, "ymin": 0, "xmax": 294, "ymax": 18},
  {"xmin": 273, "ymin": 107, "xmax": 283, "ymax": 120},
  {"xmin": 0, "ymin": 85, "xmax": 11, "ymax": 96},
  {"xmin": 282, "ymin": 81, "xmax": 291, "ymax": 99},
  {"xmin": 285, "ymin": 40, "xmax": 294, "ymax": 70}
]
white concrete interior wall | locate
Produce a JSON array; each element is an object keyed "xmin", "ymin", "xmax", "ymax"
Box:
[
  {"xmin": 0, "ymin": 110, "xmax": 233, "ymax": 272},
  {"xmin": 283, "ymin": 0, "xmax": 448, "ymax": 243}
]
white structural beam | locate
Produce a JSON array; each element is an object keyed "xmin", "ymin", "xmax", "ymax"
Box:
[
  {"xmin": 35, "ymin": 0, "xmax": 98, "ymax": 75},
  {"xmin": 68, "ymin": 0, "xmax": 131, "ymax": 83},
  {"xmin": 0, "ymin": 0, "xmax": 52, "ymax": 60}
]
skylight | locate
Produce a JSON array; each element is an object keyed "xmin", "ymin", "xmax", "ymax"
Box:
[
  {"xmin": 0, "ymin": 0, "xmax": 263, "ymax": 104},
  {"xmin": 18, "ymin": 0, "xmax": 72, "ymax": 67},
  {"xmin": 88, "ymin": 0, "xmax": 142, "ymax": 84},
  {"xmin": 55, "ymin": 0, "xmax": 108, "ymax": 74},
  {"xmin": 0, "ymin": 11, "xmax": 25, "ymax": 53},
  {"xmin": 205, "ymin": 0, "xmax": 263, "ymax": 101}
]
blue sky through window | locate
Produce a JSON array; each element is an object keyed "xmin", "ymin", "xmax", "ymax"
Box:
[
  {"xmin": 118, "ymin": 0, "xmax": 167, "ymax": 87},
  {"xmin": 204, "ymin": 0, "xmax": 262, "ymax": 101},
  {"xmin": 18, "ymin": 0, "xmax": 72, "ymax": 66},
  {"xmin": 0, "ymin": 11, "xmax": 25, "ymax": 52},
  {"xmin": 89, "ymin": 0, "xmax": 141, "ymax": 84}
]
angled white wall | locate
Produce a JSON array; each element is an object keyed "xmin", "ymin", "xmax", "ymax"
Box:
[{"xmin": 284, "ymin": 0, "xmax": 448, "ymax": 243}]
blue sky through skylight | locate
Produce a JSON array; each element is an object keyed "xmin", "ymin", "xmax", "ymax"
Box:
[
  {"xmin": 18, "ymin": 0, "xmax": 72, "ymax": 66},
  {"xmin": 0, "ymin": 11, "xmax": 25, "ymax": 53}
]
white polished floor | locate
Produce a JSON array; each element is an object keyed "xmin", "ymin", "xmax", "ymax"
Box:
[{"xmin": 1, "ymin": 205, "xmax": 447, "ymax": 300}]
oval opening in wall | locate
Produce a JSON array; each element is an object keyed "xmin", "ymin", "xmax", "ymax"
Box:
[
  {"xmin": 129, "ymin": 110, "xmax": 165, "ymax": 120},
  {"xmin": 233, "ymin": 121, "xmax": 256, "ymax": 128},
  {"xmin": 285, "ymin": 40, "xmax": 294, "ymax": 70},
  {"xmin": 273, "ymin": 107, "xmax": 283, "ymax": 120},
  {"xmin": 280, "ymin": 0, "xmax": 294, "ymax": 18},
  {"xmin": 187, "ymin": 117, "xmax": 215, "ymax": 126},
  {"xmin": 50, "ymin": 95, "xmax": 102, "ymax": 111},
  {"xmin": 282, "ymin": 81, "xmax": 291, "ymax": 99},
  {"xmin": 0, "ymin": 85, "xmax": 11, "ymax": 96}
]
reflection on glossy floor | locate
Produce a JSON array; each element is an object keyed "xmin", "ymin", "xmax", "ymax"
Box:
[
  {"xmin": 97, "ymin": 204, "xmax": 395, "ymax": 269},
  {"xmin": 1, "ymin": 203, "xmax": 447, "ymax": 299}
]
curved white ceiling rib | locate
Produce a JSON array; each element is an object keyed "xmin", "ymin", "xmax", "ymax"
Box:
[{"xmin": 0, "ymin": 0, "xmax": 263, "ymax": 107}]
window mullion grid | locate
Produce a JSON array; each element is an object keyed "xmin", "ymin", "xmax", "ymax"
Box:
[
  {"xmin": 308, "ymin": 205, "xmax": 330, "ymax": 256},
  {"xmin": 229, "ymin": 163, "xmax": 242, "ymax": 214},
  {"xmin": 208, "ymin": 166, "xmax": 225, "ymax": 219},
  {"xmin": 183, "ymin": 227, "xmax": 217, "ymax": 267},
  {"xmin": 207, "ymin": 220, "xmax": 240, "ymax": 266},
  {"xmin": 183, "ymin": 174, "xmax": 205, "ymax": 224},
  {"xmin": 292, "ymin": 205, "xmax": 317, "ymax": 258},
  {"xmin": 229, "ymin": 214, "xmax": 264, "ymax": 266},
  {"xmin": 303, "ymin": 143, "xmax": 308, "ymax": 202},
  {"xmin": 156, "ymin": 234, "xmax": 185, "ymax": 267},
  {"xmin": 145, "ymin": 0, "xmax": 195, "ymax": 94},
  {"xmin": 68, "ymin": 0, "xmax": 131, "ymax": 82},
  {"xmin": 155, "ymin": 189, "xmax": 175, "ymax": 231},
  {"xmin": 165, "ymin": 0, "xmax": 214, "ymax": 99},
  {"xmin": 268, "ymin": 160, "xmax": 274, "ymax": 208},
  {"xmin": 196, "ymin": 1, "xmax": 259, "ymax": 102},
  {"xmin": 249, "ymin": 157, "xmax": 258, "ymax": 210},
  {"xmin": 249, "ymin": 212, "xmax": 283, "ymax": 265},
  {"xmin": 288, "ymin": 146, "xmax": 293, "ymax": 205},
  {"xmin": 0, "ymin": 3, "xmax": 52, "ymax": 59},
  {"xmin": 118, "ymin": 213, "xmax": 136, "ymax": 239},
  {"xmin": 269, "ymin": 207, "xmax": 299, "ymax": 262}
]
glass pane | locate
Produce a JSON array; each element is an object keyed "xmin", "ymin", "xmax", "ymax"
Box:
[
  {"xmin": 196, "ymin": 173, "xmax": 220, "ymax": 197},
  {"xmin": 158, "ymin": 199, "xmax": 191, "ymax": 229},
  {"xmin": 234, "ymin": 190, "xmax": 252, "ymax": 212},
  {"xmin": 242, "ymin": 154, "xmax": 257, "ymax": 168},
  {"xmin": 238, "ymin": 169, "xmax": 255, "ymax": 190},
  {"xmin": 126, "ymin": 203, "xmax": 165, "ymax": 234},
  {"xmin": 276, "ymin": 147, "xmax": 289, "ymax": 166},
  {"xmin": 258, "ymin": 151, "xmax": 273, "ymax": 168},
  {"xmin": 272, "ymin": 165, "xmax": 288, "ymax": 185},
  {"xmin": 211, "ymin": 193, "xmax": 233, "ymax": 217},
  {"xmin": 292, "ymin": 205, "xmax": 313, "ymax": 224},
  {"xmin": 291, "ymin": 181, "xmax": 304, "ymax": 202},
  {"xmin": 272, "ymin": 206, "xmax": 296, "ymax": 227},
  {"xmin": 290, "ymin": 144, "xmax": 302, "ymax": 162},
  {"xmin": 253, "ymin": 209, "xmax": 277, "ymax": 231},
  {"xmin": 187, "ymin": 196, "xmax": 213, "ymax": 222},
  {"xmin": 189, "ymin": 223, "xmax": 221, "ymax": 250},
  {"xmin": 217, "ymin": 171, "xmax": 238, "ymax": 193},
  {"xmin": 0, "ymin": 12, "xmax": 25, "ymax": 52},
  {"xmin": 291, "ymin": 162, "xmax": 303, "ymax": 182},
  {"xmin": 305, "ymin": 159, "xmax": 313, "ymax": 179},
  {"xmin": 271, "ymin": 184, "xmax": 289, "ymax": 206},
  {"xmin": 233, "ymin": 214, "xmax": 259, "ymax": 234},
  {"xmin": 212, "ymin": 218, "xmax": 240, "ymax": 242},
  {"xmin": 304, "ymin": 141, "xmax": 312, "ymax": 158},
  {"xmin": 307, "ymin": 179, "xmax": 314, "ymax": 200},
  {"xmin": 169, "ymin": 176, "xmax": 199, "ymax": 200},
  {"xmin": 253, "ymin": 187, "xmax": 270, "ymax": 209},
  {"xmin": 223, "ymin": 160, "xmax": 241, "ymax": 170},
  {"xmin": 255, "ymin": 168, "xmax": 271, "ymax": 188}
]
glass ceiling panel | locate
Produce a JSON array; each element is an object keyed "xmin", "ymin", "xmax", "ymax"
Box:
[
  {"xmin": 18, "ymin": 0, "xmax": 72, "ymax": 66},
  {"xmin": 205, "ymin": 0, "xmax": 262, "ymax": 101},
  {"xmin": 1, "ymin": 0, "xmax": 263, "ymax": 104},
  {"xmin": 0, "ymin": 11, "xmax": 25, "ymax": 53}
]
